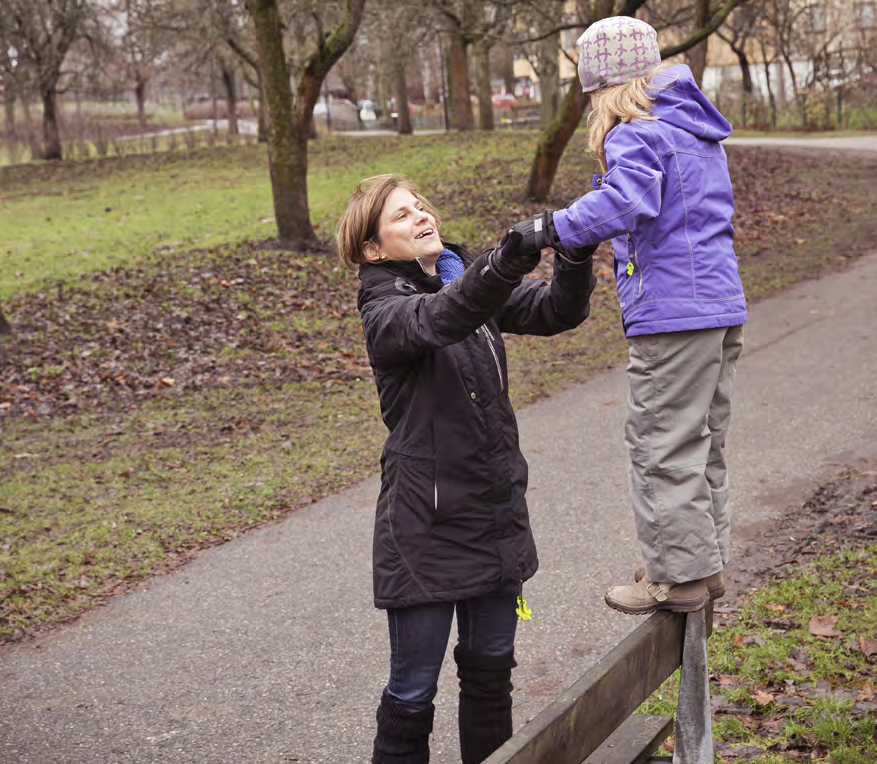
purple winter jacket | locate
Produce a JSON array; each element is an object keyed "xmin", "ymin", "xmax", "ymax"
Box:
[{"xmin": 552, "ymin": 64, "xmax": 747, "ymax": 337}]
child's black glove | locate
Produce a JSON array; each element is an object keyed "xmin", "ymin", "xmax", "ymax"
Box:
[
  {"xmin": 511, "ymin": 210, "xmax": 556, "ymax": 256},
  {"xmin": 487, "ymin": 228, "xmax": 540, "ymax": 282},
  {"xmin": 514, "ymin": 210, "xmax": 597, "ymax": 264}
]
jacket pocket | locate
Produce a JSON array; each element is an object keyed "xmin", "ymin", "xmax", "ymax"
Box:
[
  {"xmin": 388, "ymin": 452, "xmax": 437, "ymax": 529},
  {"xmin": 384, "ymin": 452, "xmax": 438, "ymax": 598}
]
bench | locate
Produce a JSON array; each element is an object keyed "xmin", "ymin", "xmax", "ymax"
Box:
[{"xmin": 485, "ymin": 605, "xmax": 714, "ymax": 764}]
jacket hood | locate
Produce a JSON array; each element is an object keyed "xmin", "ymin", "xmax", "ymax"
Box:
[{"xmin": 649, "ymin": 64, "xmax": 731, "ymax": 142}]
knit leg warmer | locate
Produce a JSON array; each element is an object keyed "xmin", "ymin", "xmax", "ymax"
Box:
[
  {"xmin": 454, "ymin": 645, "xmax": 517, "ymax": 764},
  {"xmin": 372, "ymin": 689, "xmax": 434, "ymax": 764}
]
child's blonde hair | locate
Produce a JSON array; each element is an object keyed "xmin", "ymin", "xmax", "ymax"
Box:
[{"xmin": 587, "ymin": 65, "xmax": 674, "ymax": 173}]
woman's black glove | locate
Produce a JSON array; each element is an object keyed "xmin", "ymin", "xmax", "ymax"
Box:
[{"xmin": 487, "ymin": 228, "xmax": 540, "ymax": 282}]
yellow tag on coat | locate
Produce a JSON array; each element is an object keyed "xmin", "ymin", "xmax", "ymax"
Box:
[
  {"xmin": 627, "ymin": 262, "xmax": 635, "ymax": 276},
  {"xmin": 516, "ymin": 596, "xmax": 533, "ymax": 621}
]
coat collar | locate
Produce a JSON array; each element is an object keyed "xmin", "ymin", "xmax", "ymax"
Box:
[{"xmin": 357, "ymin": 242, "xmax": 473, "ymax": 301}]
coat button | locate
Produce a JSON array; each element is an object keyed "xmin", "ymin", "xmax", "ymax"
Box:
[{"xmin": 470, "ymin": 392, "xmax": 477, "ymax": 400}]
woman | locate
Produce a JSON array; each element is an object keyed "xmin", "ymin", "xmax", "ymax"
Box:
[{"xmin": 336, "ymin": 174, "xmax": 596, "ymax": 763}]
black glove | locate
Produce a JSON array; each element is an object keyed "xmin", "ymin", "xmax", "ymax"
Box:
[
  {"xmin": 511, "ymin": 210, "xmax": 557, "ymax": 257},
  {"xmin": 556, "ymin": 241, "xmax": 598, "ymax": 265},
  {"xmin": 488, "ymin": 228, "xmax": 540, "ymax": 282}
]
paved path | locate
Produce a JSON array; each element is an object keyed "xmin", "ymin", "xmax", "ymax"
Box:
[
  {"xmin": 724, "ymin": 134, "xmax": 877, "ymax": 151},
  {"xmin": 2, "ymin": 252, "xmax": 877, "ymax": 763}
]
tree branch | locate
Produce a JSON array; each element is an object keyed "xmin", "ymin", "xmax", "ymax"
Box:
[{"xmin": 659, "ymin": 0, "xmax": 747, "ymax": 59}]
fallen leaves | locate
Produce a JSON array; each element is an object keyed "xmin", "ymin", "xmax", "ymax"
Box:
[
  {"xmin": 808, "ymin": 614, "xmax": 844, "ymax": 638},
  {"xmin": 751, "ymin": 687, "xmax": 775, "ymax": 706},
  {"xmin": 0, "ymin": 245, "xmax": 369, "ymax": 419},
  {"xmin": 709, "ymin": 463, "xmax": 877, "ymax": 761}
]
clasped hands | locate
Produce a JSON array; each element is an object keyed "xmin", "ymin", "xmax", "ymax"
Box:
[{"xmin": 488, "ymin": 210, "xmax": 596, "ymax": 282}]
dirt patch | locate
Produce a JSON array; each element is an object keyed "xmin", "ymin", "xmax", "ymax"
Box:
[
  {"xmin": 725, "ymin": 457, "xmax": 877, "ymax": 607},
  {"xmin": 2, "ymin": 146, "xmax": 876, "ymax": 426}
]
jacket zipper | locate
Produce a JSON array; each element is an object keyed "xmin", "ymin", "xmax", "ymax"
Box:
[
  {"xmin": 479, "ymin": 325, "xmax": 504, "ymax": 391},
  {"xmin": 626, "ymin": 233, "xmax": 643, "ymax": 294}
]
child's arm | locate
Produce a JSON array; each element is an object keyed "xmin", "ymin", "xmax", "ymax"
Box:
[{"xmin": 551, "ymin": 127, "xmax": 664, "ymax": 248}]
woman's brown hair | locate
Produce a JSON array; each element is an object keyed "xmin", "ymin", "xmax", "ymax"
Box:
[{"xmin": 336, "ymin": 174, "xmax": 442, "ymax": 270}]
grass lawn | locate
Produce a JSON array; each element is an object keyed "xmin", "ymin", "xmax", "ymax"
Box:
[
  {"xmin": 2, "ymin": 133, "xmax": 877, "ymax": 650},
  {"xmin": 640, "ymin": 464, "xmax": 877, "ymax": 763}
]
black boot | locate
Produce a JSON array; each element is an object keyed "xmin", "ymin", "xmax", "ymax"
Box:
[
  {"xmin": 372, "ymin": 688, "xmax": 434, "ymax": 764},
  {"xmin": 454, "ymin": 645, "xmax": 517, "ymax": 764}
]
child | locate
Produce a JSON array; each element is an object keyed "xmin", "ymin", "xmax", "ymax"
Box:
[
  {"xmin": 336, "ymin": 174, "xmax": 596, "ymax": 762},
  {"xmin": 513, "ymin": 16, "xmax": 747, "ymax": 615}
]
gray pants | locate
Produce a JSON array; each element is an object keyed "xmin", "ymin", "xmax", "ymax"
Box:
[{"xmin": 625, "ymin": 325, "xmax": 744, "ymax": 583}]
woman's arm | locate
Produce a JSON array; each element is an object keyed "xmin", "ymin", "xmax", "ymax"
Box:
[
  {"xmin": 361, "ymin": 235, "xmax": 537, "ymax": 367},
  {"xmin": 494, "ymin": 249, "xmax": 597, "ymax": 336},
  {"xmin": 552, "ymin": 126, "xmax": 664, "ymax": 249}
]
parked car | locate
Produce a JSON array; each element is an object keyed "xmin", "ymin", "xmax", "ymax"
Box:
[{"xmin": 491, "ymin": 93, "xmax": 517, "ymax": 106}]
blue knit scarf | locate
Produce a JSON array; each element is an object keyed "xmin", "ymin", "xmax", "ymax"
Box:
[{"xmin": 436, "ymin": 248, "xmax": 465, "ymax": 285}]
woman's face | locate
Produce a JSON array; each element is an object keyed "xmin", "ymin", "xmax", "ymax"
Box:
[{"xmin": 371, "ymin": 187, "xmax": 443, "ymax": 267}]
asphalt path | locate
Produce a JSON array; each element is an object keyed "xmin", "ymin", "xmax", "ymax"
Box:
[
  {"xmin": 724, "ymin": 134, "xmax": 877, "ymax": 151},
  {"xmin": 2, "ymin": 253, "xmax": 876, "ymax": 762}
]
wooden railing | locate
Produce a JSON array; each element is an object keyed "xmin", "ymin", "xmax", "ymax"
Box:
[{"xmin": 485, "ymin": 605, "xmax": 713, "ymax": 764}]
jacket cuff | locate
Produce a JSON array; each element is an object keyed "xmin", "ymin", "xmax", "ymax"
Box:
[
  {"xmin": 553, "ymin": 250, "xmax": 593, "ymax": 270},
  {"xmin": 484, "ymin": 250, "xmax": 525, "ymax": 284}
]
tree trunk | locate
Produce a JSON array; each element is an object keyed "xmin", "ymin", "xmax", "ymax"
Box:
[
  {"xmin": 686, "ymin": 0, "xmax": 711, "ymax": 88},
  {"xmin": 247, "ymin": 0, "xmax": 315, "ymax": 243},
  {"xmin": 735, "ymin": 49, "xmax": 752, "ymax": 94},
  {"xmin": 394, "ymin": 60, "xmax": 412, "ymax": 135},
  {"xmin": 135, "ymin": 76, "xmax": 147, "ymax": 126},
  {"xmin": 760, "ymin": 49, "xmax": 776, "ymax": 127},
  {"xmin": 41, "ymin": 87, "xmax": 62, "ymax": 161},
  {"xmin": 256, "ymin": 73, "xmax": 268, "ymax": 142},
  {"xmin": 524, "ymin": 82, "xmax": 587, "ymax": 201},
  {"xmin": 539, "ymin": 31, "xmax": 560, "ymax": 128},
  {"xmin": 497, "ymin": 44, "xmax": 515, "ymax": 95},
  {"xmin": 475, "ymin": 41, "xmax": 493, "ymax": 131},
  {"xmin": 4, "ymin": 90, "xmax": 15, "ymax": 133},
  {"xmin": 377, "ymin": 73, "xmax": 390, "ymax": 127},
  {"xmin": 448, "ymin": 32, "xmax": 474, "ymax": 131},
  {"xmin": 222, "ymin": 63, "xmax": 239, "ymax": 136}
]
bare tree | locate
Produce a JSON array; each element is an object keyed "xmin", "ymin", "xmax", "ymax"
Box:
[
  {"xmin": 687, "ymin": 0, "xmax": 711, "ymax": 86},
  {"xmin": 717, "ymin": 4, "xmax": 758, "ymax": 96},
  {"xmin": 436, "ymin": 1, "xmax": 478, "ymax": 130},
  {"xmin": 0, "ymin": 0, "xmax": 90, "ymax": 160},
  {"xmin": 436, "ymin": 1, "xmax": 513, "ymax": 131},
  {"xmin": 245, "ymin": 0, "xmax": 365, "ymax": 245}
]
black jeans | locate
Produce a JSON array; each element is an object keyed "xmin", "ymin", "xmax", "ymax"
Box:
[{"xmin": 383, "ymin": 592, "xmax": 518, "ymax": 713}]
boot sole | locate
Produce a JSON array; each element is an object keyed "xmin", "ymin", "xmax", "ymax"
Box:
[{"xmin": 604, "ymin": 592, "xmax": 710, "ymax": 615}]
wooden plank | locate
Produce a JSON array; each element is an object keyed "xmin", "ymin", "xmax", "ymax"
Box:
[
  {"xmin": 484, "ymin": 605, "xmax": 712, "ymax": 764},
  {"xmin": 580, "ymin": 714, "xmax": 673, "ymax": 764}
]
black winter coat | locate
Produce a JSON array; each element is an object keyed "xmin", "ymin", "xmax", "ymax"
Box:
[{"xmin": 358, "ymin": 243, "xmax": 596, "ymax": 609}]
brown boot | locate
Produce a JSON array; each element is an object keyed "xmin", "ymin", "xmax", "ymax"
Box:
[
  {"xmin": 605, "ymin": 577, "xmax": 710, "ymax": 615},
  {"xmin": 633, "ymin": 565, "xmax": 725, "ymax": 600}
]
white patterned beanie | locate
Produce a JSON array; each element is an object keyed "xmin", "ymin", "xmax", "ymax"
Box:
[{"xmin": 576, "ymin": 16, "xmax": 661, "ymax": 93}]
